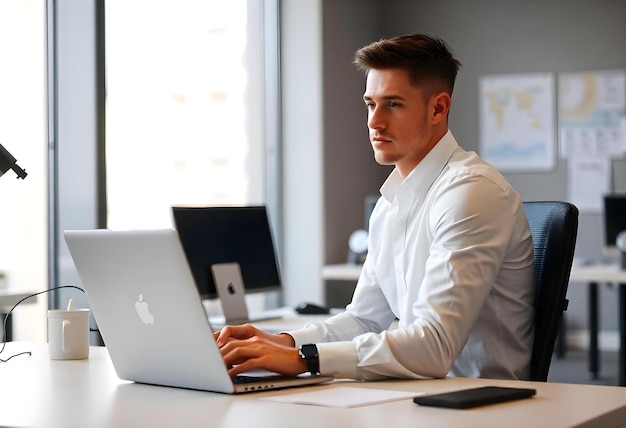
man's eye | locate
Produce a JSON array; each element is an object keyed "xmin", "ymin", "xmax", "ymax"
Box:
[
  {"xmin": 389, "ymin": 101, "xmax": 398, "ymax": 107},
  {"xmin": 365, "ymin": 102, "xmax": 375, "ymax": 109}
]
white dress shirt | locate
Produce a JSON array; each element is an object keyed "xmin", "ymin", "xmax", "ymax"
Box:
[{"xmin": 289, "ymin": 131, "xmax": 535, "ymax": 381}]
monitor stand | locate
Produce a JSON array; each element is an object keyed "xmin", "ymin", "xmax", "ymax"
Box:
[
  {"xmin": 210, "ymin": 262, "xmax": 287, "ymax": 328},
  {"xmin": 211, "ymin": 262, "xmax": 251, "ymax": 325}
]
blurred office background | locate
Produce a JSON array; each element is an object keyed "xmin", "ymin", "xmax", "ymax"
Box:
[{"xmin": 1, "ymin": 0, "xmax": 625, "ymax": 384}]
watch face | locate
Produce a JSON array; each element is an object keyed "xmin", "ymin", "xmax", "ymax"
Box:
[
  {"xmin": 299, "ymin": 344, "xmax": 320, "ymax": 374},
  {"xmin": 300, "ymin": 344, "xmax": 318, "ymax": 359},
  {"xmin": 349, "ymin": 229, "xmax": 368, "ymax": 253}
]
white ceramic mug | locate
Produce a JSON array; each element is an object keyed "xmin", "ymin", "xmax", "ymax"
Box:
[{"xmin": 48, "ymin": 300, "xmax": 90, "ymax": 360}]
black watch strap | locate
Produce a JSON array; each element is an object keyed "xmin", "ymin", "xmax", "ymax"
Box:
[{"xmin": 299, "ymin": 343, "xmax": 320, "ymax": 375}]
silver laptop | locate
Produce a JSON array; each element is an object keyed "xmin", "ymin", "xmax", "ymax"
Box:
[{"xmin": 63, "ymin": 228, "xmax": 333, "ymax": 394}]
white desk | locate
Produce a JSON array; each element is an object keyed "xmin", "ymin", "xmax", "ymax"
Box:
[
  {"xmin": 569, "ymin": 263, "xmax": 626, "ymax": 386},
  {"xmin": 1, "ymin": 342, "xmax": 625, "ymax": 428}
]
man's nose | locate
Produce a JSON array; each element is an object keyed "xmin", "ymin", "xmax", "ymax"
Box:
[{"xmin": 368, "ymin": 107, "xmax": 385, "ymax": 130}]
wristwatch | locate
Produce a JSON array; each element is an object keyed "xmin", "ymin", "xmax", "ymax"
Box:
[{"xmin": 298, "ymin": 344, "xmax": 320, "ymax": 375}]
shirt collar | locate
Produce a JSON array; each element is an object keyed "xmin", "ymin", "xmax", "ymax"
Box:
[{"xmin": 380, "ymin": 130, "xmax": 459, "ymax": 202}]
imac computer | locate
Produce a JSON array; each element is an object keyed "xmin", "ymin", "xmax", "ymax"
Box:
[
  {"xmin": 171, "ymin": 206, "xmax": 282, "ymax": 324},
  {"xmin": 603, "ymin": 194, "xmax": 626, "ymax": 257}
]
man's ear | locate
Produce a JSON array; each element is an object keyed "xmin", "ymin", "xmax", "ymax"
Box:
[{"xmin": 431, "ymin": 92, "xmax": 451, "ymax": 124}]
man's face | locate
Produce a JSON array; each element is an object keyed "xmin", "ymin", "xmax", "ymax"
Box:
[{"xmin": 363, "ymin": 68, "xmax": 447, "ymax": 178}]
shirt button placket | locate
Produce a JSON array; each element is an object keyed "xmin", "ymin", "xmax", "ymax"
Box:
[{"xmin": 393, "ymin": 193, "xmax": 409, "ymax": 292}]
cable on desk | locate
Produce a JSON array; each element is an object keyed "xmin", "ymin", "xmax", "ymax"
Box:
[{"xmin": 0, "ymin": 285, "xmax": 95, "ymax": 362}]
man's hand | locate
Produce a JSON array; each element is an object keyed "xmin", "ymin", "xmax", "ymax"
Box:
[
  {"xmin": 218, "ymin": 336, "xmax": 307, "ymax": 376},
  {"xmin": 213, "ymin": 324, "xmax": 295, "ymax": 347},
  {"xmin": 213, "ymin": 324, "xmax": 305, "ymax": 376}
]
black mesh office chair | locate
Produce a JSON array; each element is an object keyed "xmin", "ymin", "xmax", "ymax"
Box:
[{"xmin": 524, "ymin": 201, "xmax": 579, "ymax": 382}]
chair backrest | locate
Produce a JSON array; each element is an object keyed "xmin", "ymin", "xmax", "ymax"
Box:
[{"xmin": 524, "ymin": 201, "xmax": 579, "ymax": 381}]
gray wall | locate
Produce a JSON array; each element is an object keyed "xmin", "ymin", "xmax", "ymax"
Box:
[
  {"xmin": 322, "ymin": 0, "xmax": 392, "ymax": 264},
  {"xmin": 320, "ymin": 0, "xmax": 626, "ymax": 342},
  {"xmin": 281, "ymin": 0, "xmax": 325, "ymax": 306}
]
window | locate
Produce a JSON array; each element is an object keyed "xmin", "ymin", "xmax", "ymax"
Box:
[
  {"xmin": 104, "ymin": 1, "xmax": 281, "ymax": 311},
  {"xmin": 105, "ymin": 0, "xmax": 276, "ymax": 230},
  {"xmin": 0, "ymin": 1, "xmax": 47, "ymax": 341}
]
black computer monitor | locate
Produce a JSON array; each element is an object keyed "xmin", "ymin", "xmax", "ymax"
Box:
[
  {"xmin": 603, "ymin": 194, "xmax": 626, "ymax": 254},
  {"xmin": 171, "ymin": 206, "xmax": 281, "ymax": 300}
]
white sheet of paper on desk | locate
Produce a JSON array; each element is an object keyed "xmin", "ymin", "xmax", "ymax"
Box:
[{"xmin": 260, "ymin": 387, "xmax": 421, "ymax": 408}]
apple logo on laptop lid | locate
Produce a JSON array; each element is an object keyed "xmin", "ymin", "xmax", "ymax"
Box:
[{"xmin": 135, "ymin": 294, "xmax": 154, "ymax": 324}]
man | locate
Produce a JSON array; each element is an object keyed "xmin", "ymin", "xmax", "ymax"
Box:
[{"xmin": 215, "ymin": 33, "xmax": 535, "ymax": 381}]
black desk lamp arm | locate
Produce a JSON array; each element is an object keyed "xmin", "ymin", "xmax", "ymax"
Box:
[{"xmin": 0, "ymin": 143, "xmax": 27, "ymax": 179}]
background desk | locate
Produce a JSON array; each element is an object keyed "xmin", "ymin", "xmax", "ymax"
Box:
[
  {"xmin": 1, "ymin": 342, "xmax": 626, "ymax": 428},
  {"xmin": 209, "ymin": 307, "xmax": 336, "ymax": 333},
  {"xmin": 321, "ymin": 263, "xmax": 361, "ymax": 308},
  {"xmin": 0, "ymin": 289, "xmax": 37, "ymax": 341},
  {"xmin": 321, "ymin": 263, "xmax": 362, "ymax": 281},
  {"xmin": 569, "ymin": 264, "xmax": 626, "ymax": 386}
]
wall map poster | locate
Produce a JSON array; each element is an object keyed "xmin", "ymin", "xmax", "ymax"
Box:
[
  {"xmin": 558, "ymin": 70, "xmax": 626, "ymax": 213},
  {"xmin": 559, "ymin": 70, "xmax": 626, "ymax": 159},
  {"xmin": 479, "ymin": 73, "xmax": 556, "ymax": 172}
]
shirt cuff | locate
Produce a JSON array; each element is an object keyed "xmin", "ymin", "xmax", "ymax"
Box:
[
  {"xmin": 317, "ymin": 341, "xmax": 358, "ymax": 379},
  {"xmin": 283, "ymin": 327, "xmax": 358, "ymax": 379},
  {"xmin": 283, "ymin": 325, "xmax": 321, "ymax": 348}
]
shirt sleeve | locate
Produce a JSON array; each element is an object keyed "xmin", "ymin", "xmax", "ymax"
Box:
[
  {"xmin": 291, "ymin": 175, "xmax": 527, "ymax": 381},
  {"xmin": 287, "ymin": 255, "xmax": 399, "ymax": 379}
]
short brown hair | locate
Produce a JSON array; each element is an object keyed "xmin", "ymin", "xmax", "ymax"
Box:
[{"xmin": 354, "ymin": 33, "xmax": 462, "ymax": 97}]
